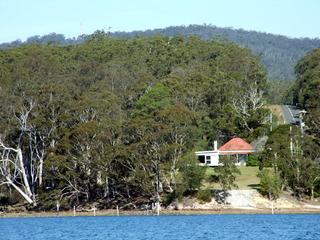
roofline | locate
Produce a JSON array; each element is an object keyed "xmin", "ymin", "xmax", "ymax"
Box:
[
  {"xmin": 218, "ymin": 137, "xmax": 253, "ymax": 150},
  {"xmin": 219, "ymin": 149, "xmax": 257, "ymax": 155},
  {"xmin": 195, "ymin": 151, "xmax": 218, "ymax": 155},
  {"xmin": 219, "ymin": 150, "xmax": 256, "ymax": 153},
  {"xmin": 195, "ymin": 149, "xmax": 256, "ymax": 155}
]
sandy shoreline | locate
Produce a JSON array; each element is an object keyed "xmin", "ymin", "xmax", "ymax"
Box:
[{"xmin": 1, "ymin": 208, "xmax": 320, "ymax": 218}]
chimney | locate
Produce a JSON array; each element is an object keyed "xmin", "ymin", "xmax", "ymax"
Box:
[{"xmin": 214, "ymin": 140, "xmax": 218, "ymax": 151}]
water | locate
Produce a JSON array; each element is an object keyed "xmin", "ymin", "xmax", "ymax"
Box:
[{"xmin": 0, "ymin": 214, "xmax": 320, "ymax": 240}]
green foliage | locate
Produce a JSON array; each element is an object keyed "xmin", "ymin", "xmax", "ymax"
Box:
[
  {"xmin": 163, "ymin": 191, "xmax": 180, "ymax": 206},
  {"xmin": 261, "ymin": 124, "xmax": 320, "ymax": 199},
  {"xmin": 0, "ymin": 35, "xmax": 269, "ymax": 208},
  {"xmin": 258, "ymin": 169, "xmax": 282, "ymax": 200},
  {"xmin": 3, "ymin": 25, "xmax": 320, "ymax": 81},
  {"xmin": 297, "ymin": 158, "xmax": 320, "ymax": 200},
  {"xmin": 246, "ymin": 155, "xmax": 260, "ymax": 167},
  {"xmin": 196, "ymin": 189, "xmax": 212, "ymax": 203},
  {"xmin": 0, "ymin": 188, "xmax": 21, "ymax": 206},
  {"xmin": 215, "ymin": 157, "xmax": 241, "ymax": 191},
  {"xmin": 0, "ymin": 193, "xmax": 9, "ymax": 206},
  {"xmin": 260, "ymin": 125, "xmax": 295, "ymax": 167},
  {"xmin": 293, "ymin": 48, "xmax": 320, "ymax": 142},
  {"xmin": 178, "ymin": 153, "xmax": 206, "ymax": 192},
  {"xmin": 285, "ymin": 48, "xmax": 320, "ymax": 199},
  {"xmin": 266, "ymin": 80, "xmax": 295, "ymax": 104},
  {"xmin": 135, "ymin": 83, "xmax": 172, "ymax": 115}
]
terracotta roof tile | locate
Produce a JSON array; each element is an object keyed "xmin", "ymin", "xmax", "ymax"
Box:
[{"xmin": 218, "ymin": 137, "xmax": 254, "ymax": 154}]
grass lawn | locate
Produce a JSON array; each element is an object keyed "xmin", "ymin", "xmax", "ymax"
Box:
[
  {"xmin": 236, "ymin": 166, "xmax": 260, "ymax": 189},
  {"xmin": 204, "ymin": 166, "xmax": 260, "ymax": 190}
]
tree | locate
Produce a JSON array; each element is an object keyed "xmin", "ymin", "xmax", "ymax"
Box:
[
  {"xmin": 156, "ymin": 104, "xmax": 197, "ymax": 192},
  {"xmin": 178, "ymin": 153, "xmax": 206, "ymax": 194},
  {"xmin": 0, "ymin": 98, "xmax": 45, "ymax": 205},
  {"xmin": 0, "ymin": 34, "xmax": 270, "ymax": 209},
  {"xmin": 232, "ymin": 85, "xmax": 268, "ymax": 133},
  {"xmin": 215, "ymin": 156, "xmax": 241, "ymax": 203},
  {"xmin": 294, "ymin": 48, "xmax": 320, "ymax": 143},
  {"xmin": 134, "ymin": 83, "xmax": 172, "ymax": 115},
  {"xmin": 299, "ymin": 158, "xmax": 320, "ymax": 200},
  {"xmin": 47, "ymin": 87, "xmax": 122, "ymax": 204},
  {"xmin": 258, "ymin": 169, "xmax": 282, "ymax": 200},
  {"xmin": 261, "ymin": 124, "xmax": 320, "ymax": 199}
]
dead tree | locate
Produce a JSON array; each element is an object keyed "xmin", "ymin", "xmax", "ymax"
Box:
[
  {"xmin": 0, "ymin": 99, "xmax": 45, "ymax": 205},
  {"xmin": 232, "ymin": 85, "xmax": 265, "ymax": 132},
  {"xmin": 0, "ymin": 141, "xmax": 33, "ymax": 204}
]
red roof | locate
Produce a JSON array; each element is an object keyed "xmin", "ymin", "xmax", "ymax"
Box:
[{"xmin": 218, "ymin": 137, "xmax": 255, "ymax": 155}]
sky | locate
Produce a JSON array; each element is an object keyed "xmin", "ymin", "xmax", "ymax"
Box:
[{"xmin": 1, "ymin": 0, "xmax": 320, "ymax": 43}]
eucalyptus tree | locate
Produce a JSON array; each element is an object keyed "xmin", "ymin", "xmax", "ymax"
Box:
[
  {"xmin": 294, "ymin": 48, "xmax": 320, "ymax": 143},
  {"xmin": 47, "ymin": 85, "xmax": 123, "ymax": 204},
  {"xmin": 0, "ymin": 34, "xmax": 271, "ymax": 208},
  {"xmin": 0, "ymin": 96, "xmax": 45, "ymax": 205}
]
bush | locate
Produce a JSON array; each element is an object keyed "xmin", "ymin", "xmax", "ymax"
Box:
[
  {"xmin": 179, "ymin": 153, "xmax": 206, "ymax": 191},
  {"xmin": 163, "ymin": 190, "xmax": 183, "ymax": 206},
  {"xmin": 247, "ymin": 155, "xmax": 259, "ymax": 166},
  {"xmin": 196, "ymin": 189, "xmax": 212, "ymax": 203},
  {"xmin": 0, "ymin": 194, "xmax": 9, "ymax": 206},
  {"xmin": 258, "ymin": 169, "xmax": 282, "ymax": 200}
]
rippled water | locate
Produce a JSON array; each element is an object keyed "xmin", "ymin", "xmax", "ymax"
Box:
[{"xmin": 1, "ymin": 214, "xmax": 320, "ymax": 240}]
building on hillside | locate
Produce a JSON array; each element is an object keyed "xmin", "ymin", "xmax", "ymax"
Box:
[{"xmin": 195, "ymin": 137, "xmax": 256, "ymax": 167}]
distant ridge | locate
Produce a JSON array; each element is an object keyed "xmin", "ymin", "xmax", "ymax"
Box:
[{"xmin": 1, "ymin": 24, "xmax": 320, "ymax": 80}]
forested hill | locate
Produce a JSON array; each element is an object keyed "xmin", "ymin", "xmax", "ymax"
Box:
[
  {"xmin": 1, "ymin": 24, "xmax": 320, "ymax": 80},
  {"xmin": 0, "ymin": 36, "xmax": 269, "ymax": 208},
  {"xmin": 115, "ymin": 25, "xmax": 320, "ymax": 80}
]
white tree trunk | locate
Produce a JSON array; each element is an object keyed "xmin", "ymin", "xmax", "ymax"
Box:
[
  {"xmin": 38, "ymin": 157, "xmax": 44, "ymax": 186},
  {"xmin": 6, "ymin": 178, "xmax": 33, "ymax": 204},
  {"xmin": 17, "ymin": 148, "xmax": 33, "ymax": 197}
]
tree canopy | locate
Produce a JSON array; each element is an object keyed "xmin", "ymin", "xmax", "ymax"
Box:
[{"xmin": 0, "ymin": 35, "xmax": 269, "ymax": 209}]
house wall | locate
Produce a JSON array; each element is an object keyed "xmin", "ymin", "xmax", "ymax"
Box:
[
  {"xmin": 196, "ymin": 152, "xmax": 250, "ymax": 167},
  {"xmin": 196, "ymin": 152, "xmax": 219, "ymax": 166},
  {"xmin": 220, "ymin": 154, "xmax": 248, "ymax": 166}
]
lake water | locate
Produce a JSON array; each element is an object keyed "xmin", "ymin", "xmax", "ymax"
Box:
[{"xmin": 0, "ymin": 214, "xmax": 320, "ymax": 240}]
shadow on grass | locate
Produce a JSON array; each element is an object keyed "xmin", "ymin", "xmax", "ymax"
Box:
[{"xmin": 248, "ymin": 184, "xmax": 260, "ymax": 190}]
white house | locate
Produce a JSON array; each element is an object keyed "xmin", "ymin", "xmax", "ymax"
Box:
[
  {"xmin": 195, "ymin": 141, "xmax": 220, "ymax": 166},
  {"xmin": 195, "ymin": 137, "xmax": 256, "ymax": 167}
]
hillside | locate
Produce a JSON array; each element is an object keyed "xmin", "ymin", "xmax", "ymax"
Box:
[
  {"xmin": 114, "ymin": 25, "xmax": 320, "ymax": 80},
  {"xmin": 0, "ymin": 36, "xmax": 269, "ymax": 209},
  {"xmin": 1, "ymin": 24, "xmax": 320, "ymax": 80}
]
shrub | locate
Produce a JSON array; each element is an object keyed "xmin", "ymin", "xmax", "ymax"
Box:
[
  {"xmin": 247, "ymin": 155, "xmax": 259, "ymax": 166},
  {"xmin": 0, "ymin": 194, "xmax": 9, "ymax": 206},
  {"xmin": 197, "ymin": 189, "xmax": 212, "ymax": 203},
  {"xmin": 163, "ymin": 190, "xmax": 182, "ymax": 206},
  {"xmin": 179, "ymin": 153, "xmax": 206, "ymax": 191},
  {"xmin": 258, "ymin": 169, "xmax": 282, "ymax": 200}
]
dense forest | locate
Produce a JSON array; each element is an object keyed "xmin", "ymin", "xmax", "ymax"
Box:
[
  {"xmin": 1, "ymin": 25, "xmax": 320, "ymax": 81},
  {"xmin": 293, "ymin": 48, "xmax": 320, "ymax": 143},
  {"xmin": 259, "ymin": 48, "xmax": 320, "ymax": 201},
  {"xmin": 0, "ymin": 35, "xmax": 270, "ymax": 209},
  {"xmin": 0, "ymin": 33, "xmax": 319, "ymax": 211}
]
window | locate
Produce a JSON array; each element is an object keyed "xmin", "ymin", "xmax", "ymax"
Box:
[
  {"xmin": 206, "ymin": 155, "xmax": 211, "ymax": 164},
  {"xmin": 198, "ymin": 155, "xmax": 205, "ymax": 163}
]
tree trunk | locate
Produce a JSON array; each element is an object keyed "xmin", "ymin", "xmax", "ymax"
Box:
[
  {"xmin": 38, "ymin": 157, "xmax": 44, "ymax": 186},
  {"xmin": 6, "ymin": 178, "xmax": 33, "ymax": 204},
  {"xmin": 17, "ymin": 148, "xmax": 33, "ymax": 198},
  {"xmin": 155, "ymin": 162, "xmax": 161, "ymax": 215}
]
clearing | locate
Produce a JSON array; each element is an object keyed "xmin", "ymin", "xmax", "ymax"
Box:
[{"xmin": 204, "ymin": 166, "xmax": 260, "ymax": 190}]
